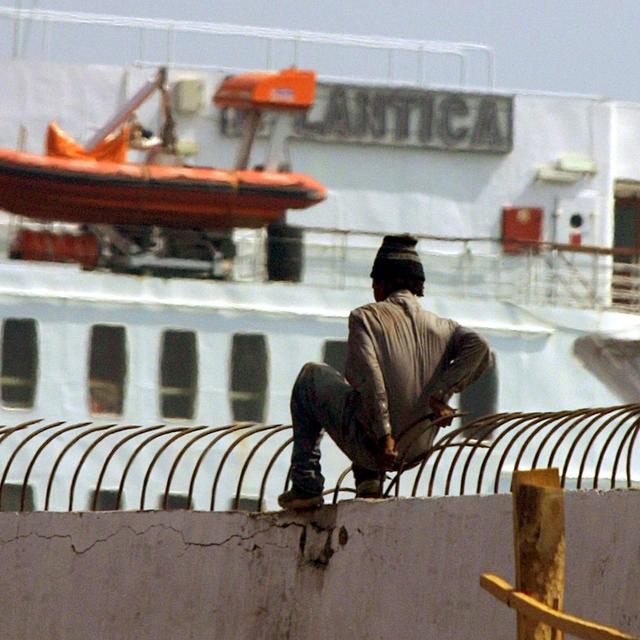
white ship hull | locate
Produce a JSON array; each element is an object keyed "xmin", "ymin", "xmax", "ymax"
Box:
[{"xmin": 0, "ymin": 11, "xmax": 639, "ymax": 509}]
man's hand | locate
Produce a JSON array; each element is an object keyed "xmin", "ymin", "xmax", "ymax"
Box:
[
  {"xmin": 428, "ymin": 396, "xmax": 455, "ymax": 427},
  {"xmin": 378, "ymin": 434, "xmax": 397, "ymax": 470}
]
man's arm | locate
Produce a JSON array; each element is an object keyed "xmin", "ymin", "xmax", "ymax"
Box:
[
  {"xmin": 431, "ymin": 326, "xmax": 492, "ymax": 403},
  {"xmin": 345, "ymin": 311, "xmax": 393, "ymax": 442}
]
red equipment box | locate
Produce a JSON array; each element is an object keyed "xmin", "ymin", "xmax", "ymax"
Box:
[{"xmin": 502, "ymin": 207, "xmax": 543, "ymax": 253}]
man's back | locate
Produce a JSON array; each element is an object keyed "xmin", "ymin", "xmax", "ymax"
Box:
[{"xmin": 346, "ymin": 289, "xmax": 490, "ymax": 456}]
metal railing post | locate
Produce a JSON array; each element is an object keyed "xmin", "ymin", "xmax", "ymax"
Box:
[
  {"xmin": 293, "ymin": 36, "xmax": 300, "ymax": 66},
  {"xmin": 339, "ymin": 231, "xmax": 348, "ymax": 289},
  {"xmin": 41, "ymin": 15, "xmax": 51, "ymax": 60},
  {"xmin": 11, "ymin": 5, "xmax": 22, "ymax": 60},
  {"xmin": 551, "ymin": 248, "xmax": 559, "ymax": 305},
  {"xmin": 417, "ymin": 45, "xmax": 424, "ymax": 86},
  {"xmin": 459, "ymin": 53, "xmax": 468, "ymax": 86},
  {"xmin": 461, "ymin": 241, "xmax": 470, "ymax": 297},
  {"xmin": 526, "ymin": 247, "xmax": 533, "ymax": 304},
  {"xmin": 635, "ymin": 257, "xmax": 640, "ymax": 314},
  {"xmin": 166, "ymin": 23, "xmax": 175, "ymax": 65},
  {"xmin": 387, "ymin": 49, "xmax": 395, "ymax": 81},
  {"xmin": 138, "ymin": 27, "xmax": 146, "ymax": 63},
  {"xmin": 591, "ymin": 252, "xmax": 599, "ymax": 308},
  {"xmin": 266, "ymin": 38, "xmax": 273, "ymax": 70}
]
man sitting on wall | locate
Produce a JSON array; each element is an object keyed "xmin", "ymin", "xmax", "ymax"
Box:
[{"xmin": 278, "ymin": 234, "xmax": 492, "ymax": 510}]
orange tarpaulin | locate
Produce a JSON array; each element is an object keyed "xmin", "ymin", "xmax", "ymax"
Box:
[{"xmin": 46, "ymin": 121, "xmax": 129, "ymax": 163}]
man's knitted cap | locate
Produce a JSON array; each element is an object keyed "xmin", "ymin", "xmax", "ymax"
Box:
[{"xmin": 370, "ymin": 234, "xmax": 425, "ymax": 281}]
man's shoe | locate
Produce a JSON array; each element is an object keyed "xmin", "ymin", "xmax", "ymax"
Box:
[
  {"xmin": 278, "ymin": 487, "xmax": 324, "ymax": 510},
  {"xmin": 355, "ymin": 479, "xmax": 383, "ymax": 499}
]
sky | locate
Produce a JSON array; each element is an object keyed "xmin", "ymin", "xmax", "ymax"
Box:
[{"xmin": 2, "ymin": 0, "xmax": 640, "ymax": 101}]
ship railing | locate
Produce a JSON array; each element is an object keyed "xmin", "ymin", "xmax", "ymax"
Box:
[
  {"xmin": 232, "ymin": 227, "xmax": 640, "ymax": 314},
  {"xmin": 0, "ymin": 6, "xmax": 495, "ymax": 89},
  {"xmin": 2, "ymin": 217, "xmax": 638, "ymax": 314},
  {"xmin": 0, "ymin": 404, "xmax": 637, "ymax": 513}
]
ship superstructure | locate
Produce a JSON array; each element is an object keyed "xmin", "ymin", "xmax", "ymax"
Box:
[{"xmin": 0, "ymin": 8, "xmax": 638, "ymax": 510}]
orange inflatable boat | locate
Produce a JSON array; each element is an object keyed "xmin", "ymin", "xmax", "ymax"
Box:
[
  {"xmin": 0, "ymin": 148, "xmax": 326, "ymax": 229},
  {"xmin": 0, "ymin": 68, "xmax": 326, "ymax": 230}
]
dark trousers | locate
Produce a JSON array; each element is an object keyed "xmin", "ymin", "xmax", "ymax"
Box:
[{"xmin": 289, "ymin": 363, "xmax": 383, "ymax": 495}]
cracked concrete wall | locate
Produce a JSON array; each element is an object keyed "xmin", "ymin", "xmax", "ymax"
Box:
[{"xmin": 0, "ymin": 491, "xmax": 638, "ymax": 640}]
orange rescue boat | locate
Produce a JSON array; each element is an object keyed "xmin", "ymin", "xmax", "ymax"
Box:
[
  {"xmin": 0, "ymin": 148, "xmax": 325, "ymax": 229},
  {"xmin": 0, "ymin": 68, "xmax": 326, "ymax": 229}
]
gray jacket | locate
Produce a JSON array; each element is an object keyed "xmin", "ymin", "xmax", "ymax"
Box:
[{"xmin": 344, "ymin": 290, "xmax": 491, "ymax": 449}]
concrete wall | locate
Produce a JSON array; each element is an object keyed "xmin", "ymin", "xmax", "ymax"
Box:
[{"xmin": 0, "ymin": 491, "xmax": 638, "ymax": 640}]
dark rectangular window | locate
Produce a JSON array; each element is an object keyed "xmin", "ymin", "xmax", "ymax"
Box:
[
  {"xmin": 460, "ymin": 352, "xmax": 498, "ymax": 439},
  {"xmin": 160, "ymin": 330, "xmax": 198, "ymax": 420},
  {"xmin": 322, "ymin": 339, "xmax": 347, "ymax": 375},
  {"xmin": 1, "ymin": 318, "xmax": 38, "ymax": 409},
  {"xmin": 162, "ymin": 493, "xmax": 193, "ymax": 510},
  {"xmin": 230, "ymin": 333, "xmax": 268, "ymax": 422},
  {"xmin": 229, "ymin": 495, "xmax": 264, "ymax": 512},
  {"xmin": 1, "ymin": 483, "xmax": 34, "ymax": 511},
  {"xmin": 89, "ymin": 325, "xmax": 127, "ymax": 416},
  {"xmin": 90, "ymin": 488, "xmax": 121, "ymax": 511}
]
